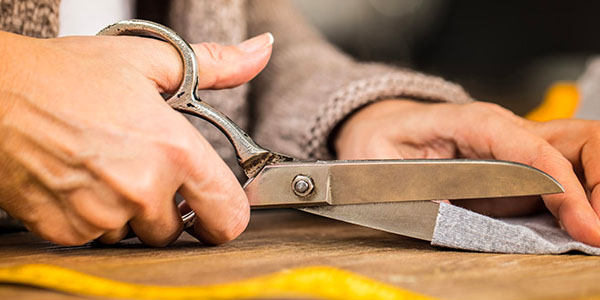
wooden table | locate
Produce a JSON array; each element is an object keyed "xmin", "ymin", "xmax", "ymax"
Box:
[{"xmin": 1, "ymin": 209, "xmax": 599, "ymax": 300}]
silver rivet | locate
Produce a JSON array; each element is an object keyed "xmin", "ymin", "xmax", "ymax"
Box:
[
  {"xmin": 292, "ymin": 175, "xmax": 314, "ymax": 197},
  {"xmin": 295, "ymin": 180, "xmax": 309, "ymax": 193}
]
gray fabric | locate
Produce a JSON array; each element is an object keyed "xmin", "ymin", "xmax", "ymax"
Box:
[
  {"xmin": 576, "ymin": 57, "xmax": 600, "ymax": 120},
  {"xmin": 431, "ymin": 203, "xmax": 600, "ymax": 255},
  {"xmin": 429, "ymin": 60, "xmax": 600, "ymax": 256}
]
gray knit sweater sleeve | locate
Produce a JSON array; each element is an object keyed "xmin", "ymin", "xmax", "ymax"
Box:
[
  {"xmin": 245, "ymin": 0, "xmax": 473, "ymax": 159},
  {"xmin": 0, "ymin": 0, "xmax": 59, "ymax": 38}
]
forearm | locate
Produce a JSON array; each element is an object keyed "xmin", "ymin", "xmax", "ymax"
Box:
[{"xmin": 246, "ymin": 0, "xmax": 473, "ymax": 160}]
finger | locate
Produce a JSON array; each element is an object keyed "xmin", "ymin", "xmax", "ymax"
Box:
[
  {"xmin": 525, "ymin": 147, "xmax": 600, "ymax": 245},
  {"xmin": 582, "ymin": 134, "xmax": 600, "ymax": 215},
  {"xmin": 521, "ymin": 119, "xmax": 594, "ymax": 168},
  {"xmin": 452, "ymin": 104, "xmax": 600, "ymax": 246},
  {"xmin": 337, "ymin": 129, "xmax": 404, "ymax": 160},
  {"xmin": 178, "ymin": 131, "xmax": 249, "ymax": 245},
  {"xmin": 6, "ymin": 180, "xmax": 106, "ymax": 246},
  {"xmin": 129, "ymin": 196, "xmax": 183, "ymax": 247},
  {"xmin": 191, "ymin": 33, "xmax": 274, "ymax": 90},
  {"xmin": 97, "ymin": 225, "xmax": 130, "ymax": 244},
  {"xmin": 120, "ymin": 33, "xmax": 274, "ymax": 93},
  {"xmin": 25, "ymin": 197, "xmax": 102, "ymax": 246},
  {"xmin": 512, "ymin": 119, "xmax": 600, "ymax": 244},
  {"xmin": 347, "ymin": 140, "xmax": 403, "ymax": 160}
]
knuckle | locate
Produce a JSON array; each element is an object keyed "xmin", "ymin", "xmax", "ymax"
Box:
[
  {"xmin": 532, "ymin": 144, "xmax": 572, "ymax": 170},
  {"xmin": 198, "ymin": 42, "xmax": 226, "ymax": 64},
  {"xmin": 462, "ymin": 102, "xmax": 520, "ymax": 131},
  {"xmin": 91, "ymin": 218, "xmax": 124, "ymax": 232},
  {"xmin": 98, "ymin": 235, "xmax": 121, "ymax": 245},
  {"xmin": 209, "ymin": 224, "xmax": 243, "ymax": 244},
  {"xmin": 135, "ymin": 218, "xmax": 183, "ymax": 247},
  {"xmin": 57, "ymin": 235, "xmax": 90, "ymax": 246},
  {"xmin": 592, "ymin": 126, "xmax": 600, "ymax": 140},
  {"xmin": 34, "ymin": 225, "xmax": 91, "ymax": 246},
  {"xmin": 39, "ymin": 169, "xmax": 93, "ymax": 195},
  {"xmin": 136, "ymin": 202, "xmax": 162, "ymax": 222},
  {"xmin": 210, "ymin": 200, "xmax": 250, "ymax": 244},
  {"xmin": 157, "ymin": 129, "xmax": 196, "ymax": 167},
  {"xmin": 68, "ymin": 190, "xmax": 128, "ymax": 231},
  {"xmin": 466, "ymin": 101, "xmax": 513, "ymax": 117},
  {"xmin": 97, "ymin": 228, "xmax": 128, "ymax": 245},
  {"xmin": 195, "ymin": 42, "xmax": 228, "ymax": 88},
  {"xmin": 142, "ymin": 235, "xmax": 178, "ymax": 248}
]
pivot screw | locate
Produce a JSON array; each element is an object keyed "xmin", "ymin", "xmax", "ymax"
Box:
[{"xmin": 292, "ymin": 175, "xmax": 314, "ymax": 197}]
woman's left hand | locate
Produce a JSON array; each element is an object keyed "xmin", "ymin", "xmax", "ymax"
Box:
[{"xmin": 334, "ymin": 99, "xmax": 600, "ymax": 247}]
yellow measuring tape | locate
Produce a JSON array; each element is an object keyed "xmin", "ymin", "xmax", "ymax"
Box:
[{"xmin": 0, "ymin": 264, "xmax": 434, "ymax": 300}]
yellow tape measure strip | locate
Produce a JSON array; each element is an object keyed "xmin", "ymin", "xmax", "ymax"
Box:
[{"xmin": 0, "ymin": 264, "xmax": 434, "ymax": 300}]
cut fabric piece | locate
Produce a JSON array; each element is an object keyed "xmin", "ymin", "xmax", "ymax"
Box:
[{"xmin": 432, "ymin": 203, "xmax": 600, "ymax": 255}]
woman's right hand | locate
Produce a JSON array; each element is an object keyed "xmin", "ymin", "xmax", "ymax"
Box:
[{"xmin": 0, "ymin": 30, "xmax": 274, "ymax": 246}]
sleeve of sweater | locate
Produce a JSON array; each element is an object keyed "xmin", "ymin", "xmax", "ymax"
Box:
[
  {"xmin": 245, "ymin": 0, "xmax": 473, "ymax": 159},
  {"xmin": 0, "ymin": 0, "xmax": 60, "ymax": 38}
]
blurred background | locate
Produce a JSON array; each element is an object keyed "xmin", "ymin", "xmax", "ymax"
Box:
[
  {"xmin": 61, "ymin": 0, "xmax": 600, "ymax": 115},
  {"xmin": 291, "ymin": 0, "xmax": 600, "ymax": 114}
]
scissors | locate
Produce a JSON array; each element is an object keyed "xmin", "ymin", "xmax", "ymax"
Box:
[{"xmin": 98, "ymin": 20, "xmax": 563, "ymax": 241}]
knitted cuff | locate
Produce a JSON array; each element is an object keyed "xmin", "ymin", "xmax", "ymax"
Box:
[
  {"xmin": 0, "ymin": 0, "xmax": 60, "ymax": 38},
  {"xmin": 304, "ymin": 70, "xmax": 474, "ymax": 159}
]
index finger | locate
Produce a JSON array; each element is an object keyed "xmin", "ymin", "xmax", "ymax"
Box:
[
  {"xmin": 451, "ymin": 105, "xmax": 600, "ymax": 246},
  {"xmin": 177, "ymin": 130, "xmax": 250, "ymax": 244}
]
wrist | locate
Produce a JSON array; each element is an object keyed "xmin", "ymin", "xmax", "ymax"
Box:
[
  {"xmin": 332, "ymin": 99, "xmax": 424, "ymax": 155},
  {"xmin": 0, "ymin": 32, "xmax": 33, "ymax": 87},
  {"xmin": 0, "ymin": 32, "xmax": 41, "ymax": 118}
]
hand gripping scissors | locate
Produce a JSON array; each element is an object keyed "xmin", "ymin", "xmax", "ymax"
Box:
[{"xmin": 98, "ymin": 20, "xmax": 563, "ymax": 241}]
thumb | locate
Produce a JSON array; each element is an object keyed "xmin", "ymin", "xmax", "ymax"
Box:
[{"xmin": 139, "ymin": 32, "xmax": 274, "ymax": 92}]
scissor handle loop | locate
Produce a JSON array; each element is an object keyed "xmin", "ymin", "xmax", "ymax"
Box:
[
  {"xmin": 97, "ymin": 19, "xmax": 262, "ymax": 230},
  {"xmin": 97, "ymin": 20, "xmax": 296, "ymax": 231},
  {"xmin": 97, "ymin": 19, "xmax": 274, "ymax": 178},
  {"xmin": 98, "ymin": 19, "xmax": 196, "ymax": 103}
]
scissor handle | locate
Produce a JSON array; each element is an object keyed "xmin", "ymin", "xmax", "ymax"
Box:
[{"xmin": 97, "ymin": 19, "xmax": 275, "ymax": 178}]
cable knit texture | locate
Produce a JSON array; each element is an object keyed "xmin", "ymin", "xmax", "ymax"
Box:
[
  {"xmin": 245, "ymin": 0, "xmax": 472, "ymax": 160},
  {"xmin": 0, "ymin": 0, "xmax": 59, "ymax": 38}
]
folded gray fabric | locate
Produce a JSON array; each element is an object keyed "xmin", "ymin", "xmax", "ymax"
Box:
[{"xmin": 432, "ymin": 203, "xmax": 600, "ymax": 255}]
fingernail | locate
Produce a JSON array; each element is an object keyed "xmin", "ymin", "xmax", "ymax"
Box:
[{"xmin": 237, "ymin": 32, "xmax": 274, "ymax": 53}]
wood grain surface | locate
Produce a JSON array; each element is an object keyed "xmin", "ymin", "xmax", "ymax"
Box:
[{"xmin": 1, "ymin": 209, "xmax": 599, "ymax": 300}]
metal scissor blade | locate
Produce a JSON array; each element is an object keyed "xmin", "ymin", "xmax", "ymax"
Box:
[
  {"xmin": 245, "ymin": 159, "xmax": 564, "ymax": 208},
  {"xmin": 299, "ymin": 201, "xmax": 440, "ymax": 241}
]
